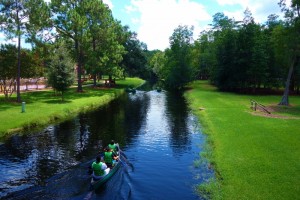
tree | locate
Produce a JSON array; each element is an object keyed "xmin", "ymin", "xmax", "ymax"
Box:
[
  {"xmin": 83, "ymin": 0, "xmax": 115, "ymax": 86},
  {"xmin": 215, "ymin": 28, "xmax": 239, "ymax": 90},
  {"xmin": 121, "ymin": 32, "xmax": 148, "ymax": 79},
  {"xmin": 0, "ymin": 0, "xmax": 49, "ymax": 102},
  {"xmin": 208, "ymin": 10, "xmax": 272, "ymax": 92},
  {"xmin": 235, "ymin": 10, "xmax": 268, "ymax": 91},
  {"xmin": 194, "ymin": 31, "xmax": 217, "ymax": 81},
  {"xmin": 163, "ymin": 25, "xmax": 196, "ymax": 90},
  {"xmin": 0, "ymin": 44, "xmax": 17, "ymax": 99},
  {"xmin": 208, "ymin": 13, "xmax": 236, "ymax": 86},
  {"xmin": 277, "ymin": 0, "xmax": 300, "ymax": 105},
  {"xmin": 149, "ymin": 50, "xmax": 166, "ymax": 79},
  {"xmin": 262, "ymin": 14, "xmax": 284, "ymax": 89},
  {"xmin": 47, "ymin": 42, "xmax": 75, "ymax": 101},
  {"xmin": 50, "ymin": 0, "xmax": 90, "ymax": 92},
  {"xmin": 0, "ymin": 44, "xmax": 43, "ymax": 99},
  {"xmin": 101, "ymin": 21, "xmax": 127, "ymax": 81},
  {"xmin": 210, "ymin": 12, "xmax": 236, "ymax": 32}
]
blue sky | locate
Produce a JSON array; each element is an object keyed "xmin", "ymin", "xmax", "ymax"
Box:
[
  {"xmin": 104, "ymin": 0, "xmax": 285, "ymax": 50},
  {"xmin": 0, "ymin": 0, "xmax": 286, "ymax": 51}
]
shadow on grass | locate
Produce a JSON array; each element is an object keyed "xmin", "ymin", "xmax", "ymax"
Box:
[
  {"xmin": 270, "ymin": 104, "xmax": 300, "ymax": 116},
  {"xmin": 19, "ymin": 86, "xmax": 117, "ymax": 103},
  {"xmin": 0, "ymin": 98, "xmax": 23, "ymax": 112},
  {"xmin": 0, "ymin": 103, "xmax": 14, "ymax": 112},
  {"xmin": 44, "ymin": 99, "xmax": 72, "ymax": 104}
]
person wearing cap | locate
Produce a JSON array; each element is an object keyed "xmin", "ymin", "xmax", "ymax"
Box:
[{"xmin": 91, "ymin": 155, "xmax": 110, "ymax": 180}]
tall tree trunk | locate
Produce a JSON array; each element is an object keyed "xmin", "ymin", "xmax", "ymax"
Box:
[
  {"xmin": 16, "ymin": 1, "xmax": 21, "ymax": 103},
  {"xmin": 92, "ymin": 38, "xmax": 97, "ymax": 87},
  {"xmin": 93, "ymin": 75, "xmax": 97, "ymax": 87},
  {"xmin": 75, "ymin": 39, "xmax": 83, "ymax": 92},
  {"xmin": 278, "ymin": 56, "xmax": 295, "ymax": 105}
]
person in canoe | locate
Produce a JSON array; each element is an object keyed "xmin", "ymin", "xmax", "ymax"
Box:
[
  {"xmin": 104, "ymin": 147, "xmax": 119, "ymax": 168},
  {"xmin": 108, "ymin": 140, "xmax": 119, "ymax": 153},
  {"xmin": 91, "ymin": 155, "xmax": 110, "ymax": 180}
]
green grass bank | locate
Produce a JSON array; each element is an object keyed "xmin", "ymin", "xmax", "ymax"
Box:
[
  {"xmin": 185, "ymin": 81, "xmax": 300, "ymax": 200},
  {"xmin": 0, "ymin": 78, "xmax": 144, "ymax": 139}
]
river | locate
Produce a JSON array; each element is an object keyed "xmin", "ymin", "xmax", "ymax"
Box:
[{"xmin": 0, "ymin": 88, "xmax": 213, "ymax": 200}]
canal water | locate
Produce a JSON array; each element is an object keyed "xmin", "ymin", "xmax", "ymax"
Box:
[{"xmin": 0, "ymin": 89, "xmax": 213, "ymax": 200}]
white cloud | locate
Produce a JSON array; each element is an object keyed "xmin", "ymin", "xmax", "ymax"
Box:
[
  {"xmin": 103, "ymin": 0, "xmax": 113, "ymax": 9},
  {"xmin": 127, "ymin": 0, "xmax": 211, "ymax": 50},
  {"xmin": 0, "ymin": 36, "xmax": 19, "ymax": 46},
  {"xmin": 125, "ymin": 5, "xmax": 136, "ymax": 13},
  {"xmin": 0, "ymin": 33, "xmax": 14, "ymax": 45},
  {"xmin": 217, "ymin": 0, "xmax": 287, "ymax": 23},
  {"xmin": 131, "ymin": 18, "xmax": 140, "ymax": 24},
  {"xmin": 217, "ymin": 0, "xmax": 242, "ymax": 6}
]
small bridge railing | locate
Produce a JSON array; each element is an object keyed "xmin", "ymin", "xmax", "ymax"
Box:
[{"xmin": 250, "ymin": 99, "xmax": 271, "ymax": 114}]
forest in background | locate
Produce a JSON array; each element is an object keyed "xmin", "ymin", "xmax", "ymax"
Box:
[{"xmin": 0, "ymin": 0, "xmax": 299, "ymax": 105}]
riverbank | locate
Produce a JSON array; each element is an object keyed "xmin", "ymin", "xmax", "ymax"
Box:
[
  {"xmin": 185, "ymin": 81, "xmax": 300, "ymax": 200},
  {"xmin": 0, "ymin": 78, "xmax": 144, "ymax": 140}
]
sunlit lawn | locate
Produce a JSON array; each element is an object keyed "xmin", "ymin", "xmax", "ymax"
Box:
[
  {"xmin": 185, "ymin": 80, "xmax": 300, "ymax": 200},
  {"xmin": 0, "ymin": 78, "xmax": 144, "ymax": 138}
]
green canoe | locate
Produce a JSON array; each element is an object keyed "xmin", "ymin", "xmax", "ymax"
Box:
[{"xmin": 90, "ymin": 144, "xmax": 122, "ymax": 190}]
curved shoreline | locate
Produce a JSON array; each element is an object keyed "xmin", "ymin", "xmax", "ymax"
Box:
[{"xmin": 0, "ymin": 78, "xmax": 145, "ymax": 140}]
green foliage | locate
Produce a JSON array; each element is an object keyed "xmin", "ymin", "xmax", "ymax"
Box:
[
  {"xmin": 196, "ymin": 31, "xmax": 217, "ymax": 81},
  {"xmin": 0, "ymin": 0, "xmax": 50, "ymax": 102},
  {"xmin": 163, "ymin": 25, "xmax": 197, "ymax": 90},
  {"xmin": 215, "ymin": 28, "xmax": 239, "ymax": 90},
  {"xmin": 121, "ymin": 32, "xmax": 148, "ymax": 79},
  {"xmin": 196, "ymin": 178, "xmax": 221, "ymax": 200},
  {"xmin": 212, "ymin": 10, "xmax": 274, "ymax": 91},
  {"xmin": 276, "ymin": 0, "xmax": 300, "ymax": 105},
  {"xmin": 194, "ymin": 8, "xmax": 299, "ymax": 95},
  {"xmin": 47, "ymin": 42, "xmax": 75, "ymax": 101},
  {"xmin": 149, "ymin": 50, "xmax": 166, "ymax": 79},
  {"xmin": 51, "ymin": 0, "xmax": 95, "ymax": 91},
  {"xmin": 0, "ymin": 44, "xmax": 16, "ymax": 79},
  {"xmin": 0, "ymin": 44, "xmax": 44, "ymax": 99},
  {"xmin": 0, "ymin": 44, "xmax": 43, "ymax": 79},
  {"xmin": 0, "ymin": 0, "xmax": 148, "ymax": 92},
  {"xmin": 82, "ymin": 0, "xmax": 127, "ymax": 85}
]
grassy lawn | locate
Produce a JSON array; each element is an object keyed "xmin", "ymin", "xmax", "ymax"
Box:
[
  {"xmin": 0, "ymin": 77, "xmax": 144, "ymax": 139},
  {"xmin": 185, "ymin": 80, "xmax": 300, "ymax": 200}
]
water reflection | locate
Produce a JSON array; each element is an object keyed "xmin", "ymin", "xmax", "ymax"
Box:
[
  {"xmin": 124, "ymin": 91, "xmax": 150, "ymax": 145},
  {"xmin": 0, "ymin": 92, "xmax": 151, "ymax": 198},
  {"xmin": 0, "ymin": 89, "xmax": 213, "ymax": 199},
  {"xmin": 165, "ymin": 91, "xmax": 191, "ymax": 155}
]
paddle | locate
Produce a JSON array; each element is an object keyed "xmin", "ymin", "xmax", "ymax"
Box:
[
  {"xmin": 115, "ymin": 143, "xmax": 127, "ymax": 158},
  {"xmin": 120, "ymin": 154, "xmax": 134, "ymax": 171},
  {"xmin": 118, "ymin": 158, "xmax": 127, "ymax": 167},
  {"xmin": 114, "ymin": 143, "xmax": 134, "ymax": 172},
  {"xmin": 119, "ymin": 150, "xmax": 128, "ymax": 159}
]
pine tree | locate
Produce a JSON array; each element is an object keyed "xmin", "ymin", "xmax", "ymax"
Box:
[{"xmin": 47, "ymin": 42, "xmax": 75, "ymax": 101}]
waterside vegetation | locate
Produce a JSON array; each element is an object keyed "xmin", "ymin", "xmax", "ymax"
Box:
[{"xmin": 185, "ymin": 81, "xmax": 300, "ymax": 199}]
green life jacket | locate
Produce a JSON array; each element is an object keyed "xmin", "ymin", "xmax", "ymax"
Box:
[
  {"xmin": 92, "ymin": 161, "xmax": 104, "ymax": 176},
  {"xmin": 104, "ymin": 151, "xmax": 113, "ymax": 164},
  {"xmin": 108, "ymin": 144, "xmax": 116, "ymax": 152}
]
